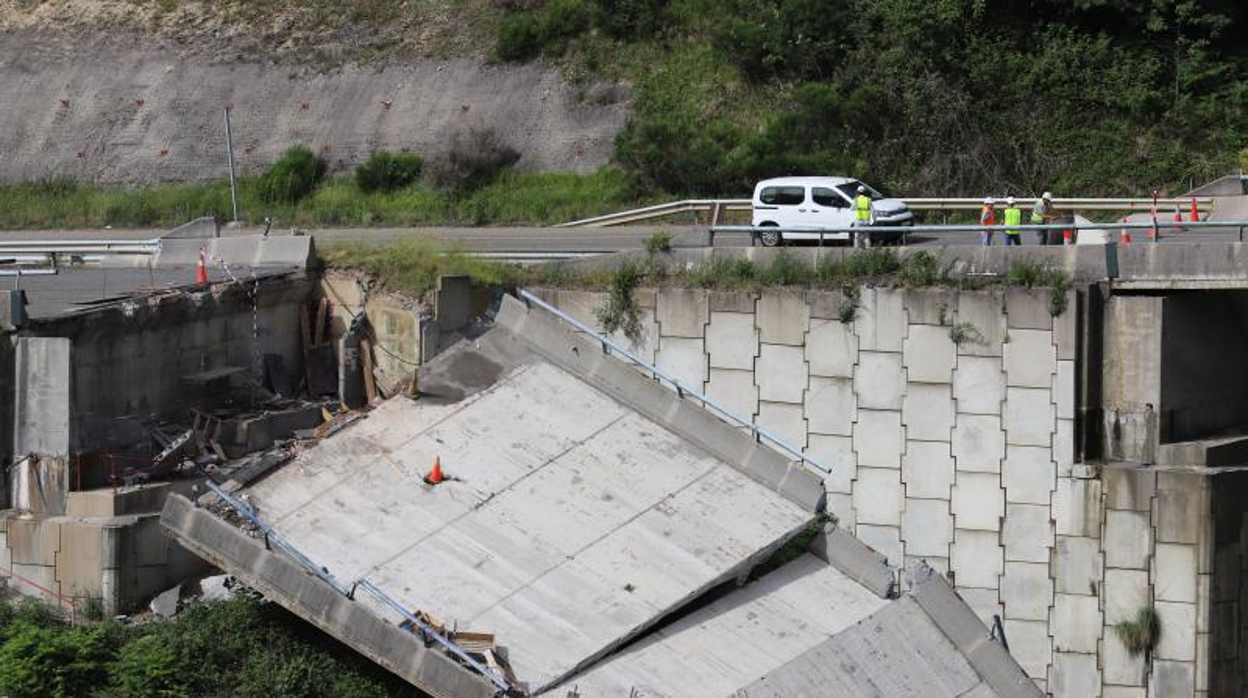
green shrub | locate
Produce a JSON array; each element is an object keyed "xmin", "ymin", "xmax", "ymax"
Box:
[
  {"xmin": 105, "ymin": 634, "xmax": 187, "ymax": 698},
  {"xmin": 427, "ymin": 128, "xmax": 520, "ymax": 193},
  {"xmin": 758, "ymin": 249, "xmax": 812, "ymax": 286},
  {"xmin": 898, "ymin": 251, "xmax": 942, "ymax": 287},
  {"xmin": 842, "ymin": 248, "xmax": 901, "ymax": 278},
  {"xmin": 644, "ymin": 230, "xmax": 673, "ymax": 254},
  {"xmin": 593, "ymin": 0, "xmax": 665, "ymax": 39},
  {"xmin": 0, "ymin": 622, "xmax": 117, "ymax": 698},
  {"xmin": 496, "ymin": 14, "xmax": 544, "ymax": 61},
  {"xmin": 259, "ymin": 146, "xmax": 325, "ymax": 204},
  {"xmin": 496, "ymin": 0, "xmax": 592, "ymax": 61},
  {"xmin": 355, "ymin": 151, "xmax": 424, "ymax": 193}
]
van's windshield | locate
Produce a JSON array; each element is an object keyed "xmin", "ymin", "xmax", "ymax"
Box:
[{"xmin": 836, "ymin": 181, "xmax": 885, "ymax": 201}]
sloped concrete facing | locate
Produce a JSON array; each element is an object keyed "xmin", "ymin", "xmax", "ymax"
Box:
[
  {"xmin": 498, "ymin": 294, "xmax": 825, "ymax": 512},
  {"xmin": 906, "ymin": 563, "xmax": 1044, "ymax": 697},
  {"xmin": 807, "ymin": 523, "xmax": 896, "ymax": 598},
  {"xmin": 543, "ymin": 552, "xmax": 892, "ymax": 697},
  {"xmin": 164, "ymin": 293, "xmax": 827, "ymax": 695},
  {"xmin": 160, "ymin": 495, "xmax": 497, "ymax": 698}
]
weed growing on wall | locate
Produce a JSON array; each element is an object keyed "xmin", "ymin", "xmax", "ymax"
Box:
[
  {"xmin": 595, "ymin": 261, "xmax": 645, "ymax": 345},
  {"xmin": 644, "ymin": 230, "xmax": 673, "ymax": 254},
  {"xmin": 1114, "ymin": 606, "xmax": 1162, "ymax": 658}
]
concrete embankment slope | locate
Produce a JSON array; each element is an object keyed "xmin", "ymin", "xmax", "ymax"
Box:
[
  {"xmin": 0, "ymin": 30, "xmax": 627, "ymax": 184},
  {"xmin": 164, "ymin": 293, "xmax": 825, "ymax": 695}
]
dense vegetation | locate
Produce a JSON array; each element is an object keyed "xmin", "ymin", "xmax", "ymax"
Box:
[
  {"xmin": 3, "ymin": 0, "xmax": 1243, "ymax": 229},
  {"xmin": 498, "ymin": 0, "xmax": 1248, "ymax": 198},
  {"xmin": 0, "ymin": 594, "xmax": 417, "ymax": 698}
]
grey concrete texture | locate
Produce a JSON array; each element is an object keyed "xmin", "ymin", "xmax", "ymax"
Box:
[
  {"xmin": 735, "ymin": 596, "xmax": 1008, "ymax": 697},
  {"xmin": 496, "ymin": 295, "xmax": 826, "ymax": 511},
  {"xmin": 0, "ymin": 31, "xmax": 626, "ymax": 184},
  {"xmin": 228, "ymin": 316, "xmax": 819, "ymax": 692},
  {"xmin": 152, "ymin": 234, "xmax": 315, "ymax": 270},
  {"xmin": 160, "ymin": 494, "xmax": 498, "ymax": 698},
  {"xmin": 546, "ymin": 552, "xmax": 890, "ymax": 696},
  {"xmin": 12, "ymin": 337, "xmax": 70, "ymax": 458},
  {"xmin": 25, "ymin": 275, "xmax": 311, "ymax": 435},
  {"xmin": 807, "ymin": 524, "xmax": 895, "ymax": 598},
  {"xmin": 0, "ymin": 291, "xmax": 26, "ymax": 330},
  {"xmin": 906, "ymin": 563, "xmax": 1044, "ymax": 697}
]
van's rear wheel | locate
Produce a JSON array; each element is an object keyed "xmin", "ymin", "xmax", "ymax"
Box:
[{"xmin": 758, "ymin": 224, "xmax": 781, "ymax": 247}]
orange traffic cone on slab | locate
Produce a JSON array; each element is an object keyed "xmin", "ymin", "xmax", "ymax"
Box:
[
  {"xmin": 196, "ymin": 248, "xmax": 208, "ymax": 285},
  {"xmin": 425, "ymin": 456, "xmax": 445, "ymax": 485},
  {"xmin": 1190, "ymin": 197, "xmax": 1199, "ymax": 222},
  {"xmin": 1120, "ymin": 217, "xmax": 1132, "ymax": 245}
]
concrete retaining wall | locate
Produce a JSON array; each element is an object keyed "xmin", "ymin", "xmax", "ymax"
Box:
[
  {"xmin": 1, "ymin": 483, "xmax": 211, "ymax": 614},
  {"xmin": 535, "ymin": 284, "xmax": 1212, "ymax": 697},
  {"xmin": 26, "ymin": 276, "xmax": 312, "ymax": 441}
]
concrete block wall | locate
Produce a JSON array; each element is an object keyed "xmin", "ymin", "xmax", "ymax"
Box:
[{"xmin": 537, "ymin": 284, "xmax": 1216, "ymax": 697}]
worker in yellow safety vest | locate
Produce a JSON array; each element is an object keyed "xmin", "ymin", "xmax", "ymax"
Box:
[
  {"xmin": 853, "ymin": 185, "xmax": 873, "ymax": 248},
  {"xmin": 1031, "ymin": 191, "xmax": 1053, "ymax": 245},
  {"xmin": 1003, "ymin": 196, "xmax": 1022, "ymax": 246}
]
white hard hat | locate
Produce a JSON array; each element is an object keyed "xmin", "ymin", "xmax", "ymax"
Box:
[
  {"xmin": 983, "ymin": 197, "xmax": 994, "ymax": 205},
  {"xmin": 857, "ymin": 185, "xmax": 866, "ymax": 193},
  {"xmin": 1006, "ymin": 196, "xmax": 1016, "ymax": 205},
  {"xmin": 1042, "ymin": 191, "xmax": 1052, "ymax": 200}
]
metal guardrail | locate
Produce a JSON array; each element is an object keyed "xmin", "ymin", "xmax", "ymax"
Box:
[
  {"xmin": 709, "ymin": 220, "xmax": 1248, "ymax": 246},
  {"xmin": 204, "ymin": 481, "xmax": 512, "ymax": 694},
  {"xmin": 0, "ymin": 239, "xmax": 161, "ymax": 254},
  {"xmin": 517, "ymin": 289, "xmax": 830, "ymax": 476},
  {"xmin": 560, "ymin": 197, "xmax": 1216, "ymax": 228}
]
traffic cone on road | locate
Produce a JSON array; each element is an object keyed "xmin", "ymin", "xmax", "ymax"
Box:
[
  {"xmin": 424, "ymin": 457, "xmax": 445, "ymax": 485},
  {"xmin": 1173, "ymin": 205, "xmax": 1185, "ymax": 233},
  {"xmin": 1120, "ymin": 217, "xmax": 1132, "ymax": 245},
  {"xmin": 1190, "ymin": 197, "xmax": 1200, "ymax": 222},
  {"xmin": 196, "ymin": 248, "xmax": 208, "ymax": 285}
]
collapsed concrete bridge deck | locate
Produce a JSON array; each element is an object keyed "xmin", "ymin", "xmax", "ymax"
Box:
[{"xmin": 161, "ymin": 293, "xmax": 1036, "ymax": 697}]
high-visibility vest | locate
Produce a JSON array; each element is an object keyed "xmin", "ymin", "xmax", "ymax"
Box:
[
  {"xmin": 855, "ymin": 195, "xmax": 872, "ymax": 222},
  {"xmin": 980, "ymin": 205, "xmax": 996, "ymax": 226},
  {"xmin": 1031, "ymin": 202, "xmax": 1049, "ymax": 224},
  {"xmin": 1004, "ymin": 206, "xmax": 1022, "ymax": 234}
]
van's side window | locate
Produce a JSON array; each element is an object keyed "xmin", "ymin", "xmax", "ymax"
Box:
[
  {"xmin": 760, "ymin": 186, "xmax": 806, "ymax": 206},
  {"xmin": 812, "ymin": 188, "xmax": 847, "ymax": 207}
]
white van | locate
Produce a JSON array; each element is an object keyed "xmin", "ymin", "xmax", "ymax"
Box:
[{"xmin": 751, "ymin": 176, "xmax": 914, "ymax": 246}]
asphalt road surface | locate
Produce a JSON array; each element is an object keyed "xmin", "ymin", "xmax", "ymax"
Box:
[{"xmin": 0, "ymin": 223, "xmax": 1243, "ymax": 257}]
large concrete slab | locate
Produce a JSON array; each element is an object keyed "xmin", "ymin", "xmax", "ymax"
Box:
[
  {"xmin": 222, "ymin": 306, "xmax": 821, "ymax": 694},
  {"xmin": 541, "ymin": 553, "xmax": 888, "ymax": 696}
]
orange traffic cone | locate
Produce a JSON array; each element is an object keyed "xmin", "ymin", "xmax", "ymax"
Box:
[
  {"xmin": 196, "ymin": 248, "xmax": 208, "ymax": 285},
  {"xmin": 1173, "ymin": 205, "xmax": 1184, "ymax": 233},
  {"xmin": 1062, "ymin": 228, "xmax": 1073, "ymax": 245},
  {"xmin": 424, "ymin": 457, "xmax": 445, "ymax": 485},
  {"xmin": 1121, "ymin": 217, "xmax": 1132, "ymax": 245},
  {"xmin": 1190, "ymin": 197, "xmax": 1199, "ymax": 222}
]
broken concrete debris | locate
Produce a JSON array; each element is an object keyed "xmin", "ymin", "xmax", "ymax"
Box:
[{"xmin": 160, "ymin": 293, "xmax": 1034, "ymax": 698}]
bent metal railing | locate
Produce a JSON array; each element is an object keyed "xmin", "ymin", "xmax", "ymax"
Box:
[
  {"xmin": 204, "ymin": 481, "xmax": 512, "ymax": 694},
  {"xmin": 516, "ymin": 289, "xmax": 831, "ymax": 476}
]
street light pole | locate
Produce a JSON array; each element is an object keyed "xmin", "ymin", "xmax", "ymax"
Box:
[{"xmin": 224, "ymin": 107, "xmax": 239, "ymax": 224}]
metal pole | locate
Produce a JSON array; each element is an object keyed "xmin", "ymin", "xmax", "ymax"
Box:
[{"xmin": 224, "ymin": 107, "xmax": 239, "ymax": 224}]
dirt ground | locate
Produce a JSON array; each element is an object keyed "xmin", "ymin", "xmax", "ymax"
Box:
[{"xmin": 0, "ymin": 2, "xmax": 629, "ymax": 183}]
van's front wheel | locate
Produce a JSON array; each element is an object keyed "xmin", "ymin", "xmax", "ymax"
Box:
[{"xmin": 758, "ymin": 224, "xmax": 781, "ymax": 247}]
